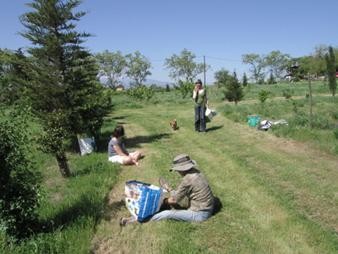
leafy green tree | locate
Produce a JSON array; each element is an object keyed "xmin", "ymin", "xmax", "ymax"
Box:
[
  {"xmin": 95, "ymin": 50, "xmax": 127, "ymax": 89},
  {"xmin": 242, "ymin": 72, "xmax": 248, "ymax": 87},
  {"xmin": 242, "ymin": 53, "xmax": 265, "ymax": 84},
  {"xmin": 125, "ymin": 51, "xmax": 151, "ymax": 86},
  {"xmin": 20, "ymin": 0, "xmax": 111, "ymax": 177},
  {"xmin": 0, "ymin": 109, "xmax": 40, "ymax": 239},
  {"xmin": 296, "ymin": 46, "xmax": 328, "ymax": 78},
  {"xmin": 0, "ymin": 49, "xmax": 30, "ymax": 105},
  {"xmin": 214, "ymin": 69, "xmax": 233, "ymax": 88},
  {"xmin": 264, "ymin": 50, "xmax": 290, "ymax": 80},
  {"xmin": 224, "ymin": 72, "xmax": 244, "ymax": 105},
  {"xmin": 325, "ymin": 46, "xmax": 337, "ymax": 96},
  {"xmin": 165, "ymin": 49, "xmax": 205, "ymax": 83}
]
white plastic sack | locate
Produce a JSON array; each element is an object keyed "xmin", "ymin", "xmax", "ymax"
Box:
[
  {"xmin": 257, "ymin": 120, "xmax": 272, "ymax": 131},
  {"xmin": 78, "ymin": 137, "xmax": 95, "ymax": 156},
  {"xmin": 205, "ymin": 107, "xmax": 217, "ymax": 121}
]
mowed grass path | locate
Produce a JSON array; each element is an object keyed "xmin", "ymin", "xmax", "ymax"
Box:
[{"xmin": 92, "ymin": 102, "xmax": 338, "ymax": 254}]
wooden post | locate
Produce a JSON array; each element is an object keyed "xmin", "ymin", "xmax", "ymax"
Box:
[
  {"xmin": 203, "ymin": 55, "xmax": 206, "ymax": 86},
  {"xmin": 308, "ymin": 73, "xmax": 313, "ymax": 129}
]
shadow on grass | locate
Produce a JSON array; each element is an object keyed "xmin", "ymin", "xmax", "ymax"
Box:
[
  {"xmin": 102, "ymin": 199, "xmax": 125, "ymax": 221},
  {"xmin": 212, "ymin": 197, "xmax": 223, "ymax": 216},
  {"xmin": 111, "ymin": 116, "xmax": 127, "ymax": 120},
  {"xmin": 96, "ymin": 131, "xmax": 113, "ymax": 153},
  {"xmin": 36, "ymin": 194, "xmax": 106, "ymax": 234},
  {"xmin": 37, "ymin": 190, "xmax": 125, "ymax": 234},
  {"xmin": 206, "ymin": 125, "xmax": 223, "ymax": 133},
  {"xmin": 126, "ymin": 133, "xmax": 172, "ymax": 149},
  {"xmin": 95, "ymin": 131, "xmax": 171, "ymax": 155}
]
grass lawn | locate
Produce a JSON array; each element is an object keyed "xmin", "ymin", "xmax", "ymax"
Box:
[
  {"xmin": 1, "ymin": 82, "xmax": 337, "ymax": 253},
  {"xmin": 92, "ymin": 91, "xmax": 338, "ymax": 253}
]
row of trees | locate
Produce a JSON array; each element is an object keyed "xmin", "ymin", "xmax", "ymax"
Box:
[
  {"xmin": 95, "ymin": 46, "xmax": 337, "ymax": 91},
  {"xmin": 95, "ymin": 48, "xmax": 206, "ymax": 89},
  {"xmin": 216, "ymin": 46, "xmax": 337, "ymax": 105},
  {"xmin": 242, "ymin": 46, "xmax": 338, "ymax": 84},
  {"xmin": 95, "ymin": 50, "xmax": 151, "ymax": 88}
]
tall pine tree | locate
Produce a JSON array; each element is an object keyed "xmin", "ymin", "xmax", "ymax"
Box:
[
  {"xmin": 20, "ymin": 0, "xmax": 111, "ymax": 177},
  {"xmin": 325, "ymin": 46, "xmax": 337, "ymax": 96}
]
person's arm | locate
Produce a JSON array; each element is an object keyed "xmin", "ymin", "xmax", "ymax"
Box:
[
  {"xmin": 113, "ymin": 144, "xmax": 128, "ymax": 156},
  {"xmin": 192, "ymin": 90, "xmax": 197, "ymax": 100}
]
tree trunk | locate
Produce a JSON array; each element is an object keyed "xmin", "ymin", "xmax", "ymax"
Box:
[{"xmin": 55, "ymin": 153, "xmax": 71, "ymax": 177}]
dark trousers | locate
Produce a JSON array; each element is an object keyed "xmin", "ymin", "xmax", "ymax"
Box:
[{"xmin": 195, "ymin": 105, "xmax": 206, "ymax": 132}]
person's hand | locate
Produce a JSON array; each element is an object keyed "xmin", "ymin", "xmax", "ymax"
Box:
[
  {"xmin": 163, "ymin": 198, "xmax": 169, "ymax": 205},
  {"xmin": 159, "ymin": 177, "xmax": 172, "ymax": 192}
]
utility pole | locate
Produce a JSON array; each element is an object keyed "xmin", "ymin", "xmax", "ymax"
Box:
[{"xmin": 203, "ymin": 55, "xmax": 206, "ymax": 86}]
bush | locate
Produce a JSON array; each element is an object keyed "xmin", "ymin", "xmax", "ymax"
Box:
[
  {"xmin": 330, "ymin": 111, "xmax": 338, "ymax": 120},
  {"xmin": 0, "ymin": 109, "xmax": 41, "ymax": 239},
  {"xmin": 258, "ymin": 90, "xmax": 270, "ymax": 103},
  {"xmin": 290, "ymin": 111, "xmax": 308, "ymax": 127},
  {"xmin": 282, "ymin": 89, "xmax": 293, "ymax": 99},
  {"xmin": 127, "ymin": 85, "xmax": 154, "ymax": 101},
  {"xmin": 333, "ymin": 129, "xmax": 338, "ymax": 139},
  {"xmin": 311, "ymin": 114, "xmax": 331, "ymax": 129},
  {"xmin": 178, "ymin": 81, "xmax": 194, "ymax": 98}
]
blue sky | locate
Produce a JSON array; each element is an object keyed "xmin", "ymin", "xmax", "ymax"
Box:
[{"xmin": 1, "ymin": 0, "xmax": 337, "ymax": 82}]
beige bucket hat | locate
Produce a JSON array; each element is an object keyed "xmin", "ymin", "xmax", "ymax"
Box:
[{"xmin": 170, "ymin": 154, "xmax": 198, "ymax": 172}]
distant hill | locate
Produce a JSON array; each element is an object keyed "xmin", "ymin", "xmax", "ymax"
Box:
[
  {"xmin": 99, "ymin": 76, "xmax": 174, "ymax": 88},
  {"xmin": 143, "ymin": 79, "xmax": 174, "ymax": 87}
]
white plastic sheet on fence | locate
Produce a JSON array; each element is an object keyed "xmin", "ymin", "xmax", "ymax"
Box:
[{"xmin": 77, "ymin": 136, "xmax": 95, "ymax": 156}]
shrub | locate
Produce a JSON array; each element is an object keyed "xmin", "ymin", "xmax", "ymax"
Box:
[
  {"xmin": 330, "ymin": 111, "xmax": 338, "ymax": 120},
  {"xmin": 178, "ymin": 81, "xmax": 194, "ymax": 98},
  {"xmin": 282, "ymin": 89, "xmax": 293, "ymax": 99},
  {"xmin": 291, "ymin": 111, "xmax": 308, "ymax": 127},
  {"xmin": 333, "ymin": 129, "xmax": 338, "ymax": 139},
  {"xmin": 258, "ymin": 90, "xmax": 270, "ymax": 103},
  {"xmin": 127, "ymin": 85, "xmax": 154, "ymax": 101},
  {"xmin": 0, "ymin": 109, "xmax": 41, "ymax": 239},
  {"xmin": 311, "ymin": 114, "xmax": 331, "ymax": 129},
  {"xmin": 223, "ymin": 72, "xmax": 244, "ymax": 104}
]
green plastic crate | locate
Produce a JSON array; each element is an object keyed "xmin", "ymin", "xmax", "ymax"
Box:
[{"xmin": 247, "ymin": 115, "xmax": 260, "ymax": 127}]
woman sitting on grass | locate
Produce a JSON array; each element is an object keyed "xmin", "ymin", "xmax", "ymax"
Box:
[{"xmin": 108, "ymin": 125, "xmax": 142, "ymax": 166}]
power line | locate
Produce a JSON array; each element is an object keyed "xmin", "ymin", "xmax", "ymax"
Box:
[
  {"xmin": 204, "ymin": 55, "xmax": 242, "ymax": 63},
  {"xmin": 149, "ymin": 55, "xmax": 243, "ymax": 64}
]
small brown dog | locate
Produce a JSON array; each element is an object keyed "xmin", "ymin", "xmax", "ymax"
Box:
[{"xmin": 169, "ymin": 119, "xmax": 179, "ymax": 131}]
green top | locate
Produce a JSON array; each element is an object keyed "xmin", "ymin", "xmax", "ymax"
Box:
[{"xmin": 194, "ymin": 89, "xmax": 207, "ymax": 106}]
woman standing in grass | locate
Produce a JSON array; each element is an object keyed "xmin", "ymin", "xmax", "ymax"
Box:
[
  {"xmin": 193, "ymin": 79, "xmax": 207, "ymax": 132},
  {"xmin": 108, "ymin": 125, "xmax": 142, "ymax": 166}
]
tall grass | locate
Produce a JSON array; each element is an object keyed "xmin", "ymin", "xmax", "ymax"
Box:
[{"xmin": 218, "ymin": 84, "xmax": 338, "ymax": 155}]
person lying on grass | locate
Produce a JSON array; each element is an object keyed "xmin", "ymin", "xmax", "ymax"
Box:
[
  {"xmin": 120, "ymin": 154, "xmax": 215, "ymax": 225},
  {"xmin": 108, "ymin": 125, "xmax": 142, "ymax": 166}
]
